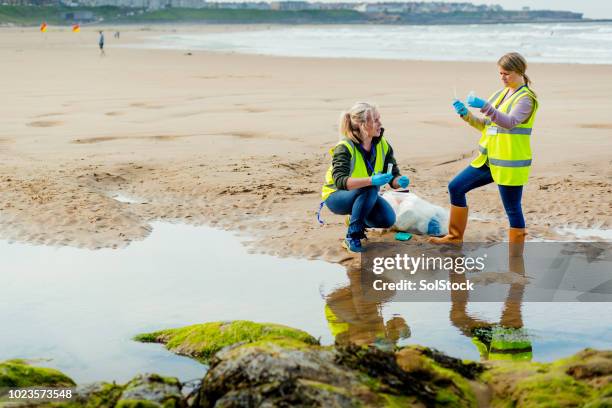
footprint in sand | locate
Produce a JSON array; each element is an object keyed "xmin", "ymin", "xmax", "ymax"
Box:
[
  {"xmin": 72, "ymin": 136, "xmax": 119, "ymax": 144},
  {"xmin": 577, "ymin": 123, "xmax": 612, "ymax": 129},
  {"xmin": 222, "ymin": 131, "xmax": 262, "ymax": 139},
  {"xmin": 34, "ymin": 112, "xmax": 63, "ymax": 118},
  {"xmin": 27, "ymin": 120, "xmax": 63, "ymax": 128},
  {"xmin": 130, "ymin": 102, "xmax": 163, "ymax": 110},
  {"xmin": 71, "ymin": 135, "xmax": 187, "ymax": 144},
  {"xmin": 420, "ymin": 119, "xmax": 455, "ymax": 128},
  {"xmin": 242, "ymin": 107, "xmax": 267, "ymax": 113}
]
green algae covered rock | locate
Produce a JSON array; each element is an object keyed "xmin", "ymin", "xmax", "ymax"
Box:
[
  {"xmin": 196, "ymin": 340, "xmax": 398, "ymax": 407},
  {"xmin": 134, "ymin": 320, "xmax": 319, "ymax": 362},
  {"xmin": 64, "ymin": 382, "xmax": 125, "ymax": 408},
  {"xmin": 0, "ymin": 359, "xmax": 75, "ymax": 388},
  {"xmin": 51, "ymin": 374, "xmax": 187, "ymax": 408},
  {"xmin": 484, "ymin": 348, "xmax": 612, "ymax": 408},
  {"xmin": 117, "ymin": 374, "xmax": 185, "ymax": 408},
  {"xmin": 194, "ymin": 340, "xmax": 486, "ymax": 407},
  {"xmin": 394, "ymin": 346, "xmax": 483, "ymax": 408}
]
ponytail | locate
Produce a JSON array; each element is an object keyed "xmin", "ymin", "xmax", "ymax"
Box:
[{"xmin": 338, "ymin": 102, "xmax": 377, "ymax": 144}]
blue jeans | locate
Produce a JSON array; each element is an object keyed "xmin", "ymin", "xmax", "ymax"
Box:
[
  {"xmin": 448, "ymin": 165, "xmax": 525, "ymax": 228},
  {"xmin": 326, "ymin": 186, "xmax": 396, "ymax": 231}
]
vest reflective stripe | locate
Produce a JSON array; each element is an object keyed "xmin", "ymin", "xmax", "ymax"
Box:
[
  {"xmin": 489, "ymin": 89, "xmax": 504, "ymax": 104},
  {"xmin": 321, "ymin": 137, "xmax": 390, "ymax": 200},
  {"xmin": 493, "ymin": 127, "xmax": 532, "ymax": 135},
  {"xmin": 470, "ymin": 86, "xmax": 538, "ymax": 186},
  {"xmin": 503, "ymin": 89, "xmax": 529, "ymax": 113},
  {"xmin": 489, "ymin": 158, "xmax": 532, "ymax": 167}
]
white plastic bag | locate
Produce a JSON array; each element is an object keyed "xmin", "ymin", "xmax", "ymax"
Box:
[{"xmin": 381, "ymin": 191, "xmax": 448, "ymax": 236}]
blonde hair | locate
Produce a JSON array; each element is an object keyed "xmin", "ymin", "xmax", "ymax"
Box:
[
  {"xmin": 498, "ymin": 52, "xmax": 536, "ymax": 96},
  {"xmin": 338, "ymin": 102, "xmax": 378, "ymax": 144}
]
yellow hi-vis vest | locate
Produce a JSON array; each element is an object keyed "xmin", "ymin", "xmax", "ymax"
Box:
[
  {"xmin": 471, "ymin": 86, "xmax": 538, "ymax": 186},
  {"xmin": 321, "ymin": 137, "xmax": 390, "ymax": 201}
]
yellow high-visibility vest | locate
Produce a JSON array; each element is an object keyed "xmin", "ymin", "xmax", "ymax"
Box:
[
  {"xmin": 471, "ymin": 86, "xmax": 538, "ymax": 186},
  {"xmin": 321, "ymin": 137, "xmax": 390, "ymax": 201}
]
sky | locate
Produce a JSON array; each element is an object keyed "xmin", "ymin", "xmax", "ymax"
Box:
[
  {"xmin": 309, "ymin": 1, "xmax": 612, "ymax": 19},
  {"xmin": 436, "ymin": 0, "xmax": 611, "ymax": 19}
]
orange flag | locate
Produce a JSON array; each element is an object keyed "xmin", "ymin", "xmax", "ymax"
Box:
[
  {"xmin": 40, "ymin": 22, "xmax": 48, "ymax": 32},
  {"xmin": 72, "ymin": 24, "xmax": 80, "ymax": 33}
]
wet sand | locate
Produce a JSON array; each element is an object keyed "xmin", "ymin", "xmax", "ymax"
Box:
[{"xmin": 0, "ymin": 25, "xmax": 611, "ymax": 264}]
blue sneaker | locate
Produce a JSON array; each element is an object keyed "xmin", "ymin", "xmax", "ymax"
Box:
[{"xmin": 343, "ymin": 235, "xmax": 364, "ymax": 253}]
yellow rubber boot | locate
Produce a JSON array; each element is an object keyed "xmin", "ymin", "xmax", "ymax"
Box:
[{"xmin": 428, "ymin": 205, "xmax": 468, "ymax": 245}]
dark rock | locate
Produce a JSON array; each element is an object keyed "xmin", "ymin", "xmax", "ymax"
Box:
[
  {"xmin": 195, "ymin": 340, "xmax": 383, "ymax": 407},
  {"xmin": 117, "ymin": 374, "xmax": 186, "ymax": 408}
]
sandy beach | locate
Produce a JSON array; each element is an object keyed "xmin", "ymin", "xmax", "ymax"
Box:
[{"xmin": 1, "ymin": 25, "xmax": 611, "ymax": 265}]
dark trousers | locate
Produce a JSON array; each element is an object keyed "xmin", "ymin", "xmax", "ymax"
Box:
[
  {"xmin": 326, "ymin": 186, "xmax": 396, "ymax": 231},
  {"xmin": 448, "ymin": 165, "xmax": 525, "ymax": 228}
]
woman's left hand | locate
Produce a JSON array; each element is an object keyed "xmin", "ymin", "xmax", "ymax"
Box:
[
  {"xmin": 467, "ymin": 94, "xmax": 486, "ymax": 108},
  {"xmin": 397, "ymin": 176, "xmax": 410, "ymax": 189}
]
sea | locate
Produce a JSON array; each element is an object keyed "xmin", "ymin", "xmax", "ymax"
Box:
[{"xmin": 134, "ymin": 22, "xmax": 612, "ymax": 64}]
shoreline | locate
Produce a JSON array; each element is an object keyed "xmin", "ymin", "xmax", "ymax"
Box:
[{"xmin": 4, "ymin": 18, "xmax": 607, "ymax": 27}]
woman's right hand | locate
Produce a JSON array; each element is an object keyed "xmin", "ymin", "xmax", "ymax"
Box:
[
  {"xmin": 371, "ymin": 173, "xmax": 394, "ymax": 186},
  {"xmin": 452, "ymin": 99, "xmax": 468, "ymax": 117}
]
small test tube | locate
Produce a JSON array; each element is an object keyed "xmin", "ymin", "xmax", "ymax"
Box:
[{"xmin": 387, "ymin": 163, "xmax": 393, "ymax": 174}]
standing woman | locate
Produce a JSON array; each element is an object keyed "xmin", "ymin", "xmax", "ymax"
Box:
[
  {"xmin": 430, "ymin": 52, "xmax": 538, "ymax": 245},
  {"xmin": 322, "ymin": 102, "xmax": 410, "ymax": 253}
]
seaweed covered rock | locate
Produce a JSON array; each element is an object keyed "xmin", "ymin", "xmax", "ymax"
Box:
[
  {"xmin": 70, "ymin": 382, "xmax": 125, "ymax": 408},
  {"xmin": 116, "ymin": 374, "xmax": 186, "ymax": 408},
  {"xmin": 54, "ymin": 374, "xmax": 187, "ymax": 408},
  {"xmin": 0, "ymin": 359, "xmax": 75, "ymax": 388},
  {"xmin": 134, "ymin": 321, "xmax": 318, "ymax": 363},
  {"xmin": 195, "ymin": 339, "xmax": 482, "ymax": 408},
  {"xmin": 484, "ymin": 348, "xmax": 612, "ymax": 407}
]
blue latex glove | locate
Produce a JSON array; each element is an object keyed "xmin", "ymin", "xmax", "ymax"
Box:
[
  {"xmin": 467, "ymin": 93, "xmax": 486, "ymax": 109},
  {"xmin": 397, "ymin": 175, "xmax": 410, "ymax": 188},
  {"xmin": 452, "ymin": 99, "xmax": 468, "ymax": 116},
  {"xmin": 371, "ymin": 172, "xmax": 393, "ymax": 186}
]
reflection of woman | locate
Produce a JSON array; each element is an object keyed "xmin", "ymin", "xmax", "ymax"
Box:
[
  {"xmin": 430, "ymin": 53, "xmax": 538, "ymax": 246},
  {"xmin": 321, "ymin": 102, "xmax": 409, "ymax": 253},
  {"xmin": 449, "ymin": 244, "xmax": 532, "ymax": 361},
  {"xmin": 325, "ymin": 266, "xmax": 410, "ymax": 349}
]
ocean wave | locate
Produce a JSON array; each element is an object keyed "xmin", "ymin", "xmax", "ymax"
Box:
[{"xmin": 132, "ymin": 23, "xmax": 612, "ymax": 65}]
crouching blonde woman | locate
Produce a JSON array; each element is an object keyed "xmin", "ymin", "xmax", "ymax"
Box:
[
  {"xmin": 321, "ymin": 102, "xmax": 410, "ymax": 253},
  {"xmin": 430, "ymin": 52, "xmax": 538, "ymax": 246}
]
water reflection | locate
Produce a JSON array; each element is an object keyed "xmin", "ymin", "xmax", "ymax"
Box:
[
  {"xmin": 323, "ymin": 242, "xmax": 612, "ymax": 362},
  {"xmin": 0, "ymin": 223, "xmax": 345, "ymax": 383},
  {"xmin": 324, "ymin": 266, "xmax": 410, "ymax": 351},
  {"xmin": 1, "ymin": 224, "xmax": 610, "ymax": 385},
  {"xmin": 450, "ymin": 242, "xmax": 532, "ymax": 361}
]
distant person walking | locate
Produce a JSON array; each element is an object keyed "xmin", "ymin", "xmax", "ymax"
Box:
[{"xmin": 99, "ymin": 31, "xmax": 105, "ymax": 56}]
